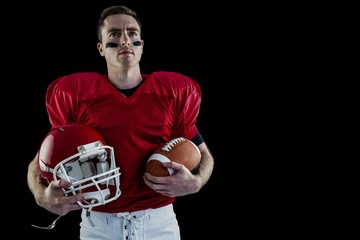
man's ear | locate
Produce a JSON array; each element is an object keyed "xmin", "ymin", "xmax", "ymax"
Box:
[{"xmin": 97, "ymin": 42, "xmax": 105, "ymax": 57}]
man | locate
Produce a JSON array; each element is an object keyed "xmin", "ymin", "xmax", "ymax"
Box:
[{"xmin": 27, "ymin": 5, "xmax": 214, "ymax": 239}]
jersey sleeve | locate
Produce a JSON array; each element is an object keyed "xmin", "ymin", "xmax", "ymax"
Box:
[
  {"xmin": 171, "ymin": 74, "xmax": 202, "ymax": 141},
  {"xmin": 45, "ymin": 75, "xmax": 77, "ymax": 127}
]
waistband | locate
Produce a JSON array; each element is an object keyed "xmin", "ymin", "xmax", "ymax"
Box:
[{"xmin": 90, "ymin": 203, "xmax": 174, "ymax": 218}]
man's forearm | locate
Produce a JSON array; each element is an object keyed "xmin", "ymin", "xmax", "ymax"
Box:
[
  {"xmin": 196, "ymin": 142, "xmax": 214, "ymax": 189},
  {"xmin": 27, "ymin": 152, "xmax": 46, "ymax": 201}
]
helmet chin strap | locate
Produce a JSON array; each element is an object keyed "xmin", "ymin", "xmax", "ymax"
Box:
[
  {"xmin": 31, "ymin": 215, "xmax": 62, "ymax": 230},
  {"xmin": 81, "ymin": 188, "xmax": 110, "ymax": 227},
  {"xmin": 86, "ymin": 206, "xmax": 95, "ymax": 227}
]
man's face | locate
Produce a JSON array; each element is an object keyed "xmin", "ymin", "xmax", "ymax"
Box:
[{"xmin": 98, "ymin": 14, "xmax": 143, "ymax": 69}]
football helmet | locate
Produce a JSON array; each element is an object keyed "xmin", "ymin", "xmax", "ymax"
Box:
[{"xmin": 38, "ymin": 123, "xmax": 121, "ymax": 209}]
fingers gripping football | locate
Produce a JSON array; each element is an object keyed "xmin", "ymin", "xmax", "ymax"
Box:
[{"xmin": 146, "ymin": 137, "xmax": 201, "ymax": 176}]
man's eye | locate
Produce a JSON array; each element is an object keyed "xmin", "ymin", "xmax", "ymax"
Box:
[
  {"xmin": 129, "ymin": 32, "xmax": 138, "ymax": 37},
  {"xmin": 109, "ymin": 32, "xmax": 119, "ymax": 37}
]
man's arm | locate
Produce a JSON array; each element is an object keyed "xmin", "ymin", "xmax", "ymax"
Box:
[
  {"xmin": 194, "ymin": 142, "xmax": 214, "ymax": 190},
  {"xmin": 143, "ymin": 141, "xmax": 214, "ymax": 197},
  {"xmin": 27, "ymin": 152, "xmax": 83, "ymax": 215},
  {"xmin": 27, "ymin": 153, "xmax": 47, "ymax": 203}
]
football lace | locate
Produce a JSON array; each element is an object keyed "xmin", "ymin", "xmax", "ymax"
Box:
[{"xmin": 161, "ymin": 137, "xmax": 185, "ymax": 152}]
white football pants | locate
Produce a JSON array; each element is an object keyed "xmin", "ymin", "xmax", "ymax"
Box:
[{"xmin": 80, "ymin": 204, "xmax": 181, "ymax": 240}]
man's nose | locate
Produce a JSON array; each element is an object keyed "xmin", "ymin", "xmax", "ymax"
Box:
[
  {"xmin": 121, "ymin": 41, "xmax": 130, "ymax": 46},
  {"xmin": 120, "ymin": 36, "xmax": 130, "ymax": 46}
]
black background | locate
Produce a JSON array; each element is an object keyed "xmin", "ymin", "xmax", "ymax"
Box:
[
  {"xmin": 4, "ymin": 1, "xmax": 328, "ymax": 238},
  {"xmin": 9, "ymin": 1, "xmax": 245, "ymax": 239}
]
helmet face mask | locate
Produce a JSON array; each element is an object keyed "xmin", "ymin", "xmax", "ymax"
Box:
[{"xmin": 39, "ymin": 124, "xmax": 121, "ymax": 208}]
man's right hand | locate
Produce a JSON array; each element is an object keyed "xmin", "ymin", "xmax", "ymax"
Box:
[{"xmin": 37, "ymin": 179, "xmax": 83, "ymax": 216}]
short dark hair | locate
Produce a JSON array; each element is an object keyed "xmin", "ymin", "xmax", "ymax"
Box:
[{"xmin": 96, "ymin": 5, "xmax": 142, "ymax": 42}]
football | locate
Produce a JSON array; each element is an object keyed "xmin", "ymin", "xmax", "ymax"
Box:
[{"xmin": 146, "ymin": 137, "xmax": 201, "ymax": 176}]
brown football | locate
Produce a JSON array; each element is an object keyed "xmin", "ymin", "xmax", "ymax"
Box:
[{"xmin": 146, "ymin": 137, "xmax": 201, "ymax": 176}]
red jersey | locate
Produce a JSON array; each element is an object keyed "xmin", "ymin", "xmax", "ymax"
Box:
[{"xmin": 45, "ymin": 71, "xmax": 202, "ymax": 212}]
